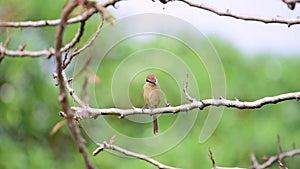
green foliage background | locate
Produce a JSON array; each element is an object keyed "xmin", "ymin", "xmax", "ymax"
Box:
[{"xmin": 1, "ymin": 0, "xmax": 300, "ymax": 168}]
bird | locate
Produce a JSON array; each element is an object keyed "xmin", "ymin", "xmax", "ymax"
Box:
[{"xmin": 143, "ymin": 73, "xmax": 161, "ymax": 134}]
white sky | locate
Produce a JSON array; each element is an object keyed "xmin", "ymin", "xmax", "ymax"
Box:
[{"xmin": 105, "ymin": 0, "xmax": 300, "ymax": 56}]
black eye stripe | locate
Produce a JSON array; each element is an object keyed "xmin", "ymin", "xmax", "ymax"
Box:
[{"xmin": 146, "ymin": 79, "xmax": 156, "ymax": 85}]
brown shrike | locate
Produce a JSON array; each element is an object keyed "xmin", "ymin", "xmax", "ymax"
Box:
[{"xmin": 143, "ymin": 73, "xmax": 160, "ymax": 134}]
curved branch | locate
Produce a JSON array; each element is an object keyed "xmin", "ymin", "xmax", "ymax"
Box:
[
  {"xmin": 71, "ymin": 91, "xmax": 300, "ymax": 118},
  {"xmin": 178, "ymin": 0, "xmax": 300, "ymax": 27},
  {"xmin": 70, "ymin": 11, "xmax": 105, "ymax": 57},
  {"xmin": 94, "ymin": 141, "xmax": 181, "ymax": 169},
  {"xmin": 61, "ymin": 21, "xmax": 86, "ymax": 52}
]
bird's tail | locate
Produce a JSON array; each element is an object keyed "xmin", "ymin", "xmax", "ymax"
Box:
[{"xmin": 153, "ymin": 115, "xmax": 158, "ymax": 134}]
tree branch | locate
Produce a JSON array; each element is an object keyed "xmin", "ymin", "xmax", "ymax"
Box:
[
  {"xmin": 251, "ymin": 149, "xmax": 300, "ymax": 169},
  {"xmin": 178, "ymin": 0, "xmax": 300, "ymax": 27},
  {"xmin": 0, "ymin": 0, "xmax": 121, "ymax": 28},
  {"xmin": 70, "ymin": 9, "xmax": 105, "ymax": 58},
  {"xmin": 54, "ymin": 1, "xmax": 96, "ymax": 169},
  {"xmin": 210, "ymin": 137, "xmax": 300, "ymax": 169},
  {"xmin": 71, "ymin": 91, "xmax": 300, "ymax": 119},
  {"xmin": 61, "ymin": 20, "xmax": 86, "ymax": 53},
  {"xmin": 93, "ymin": 140, "xmax": 181, "ymax": 169},
  {"xmin": 0, "ymin": 0, "xmax": 119, "ymax": 59}
]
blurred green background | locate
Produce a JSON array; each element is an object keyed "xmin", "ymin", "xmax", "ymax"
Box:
[{"xmin": 1, "ymin": 0, "xmax": 300, "ymax": 169}]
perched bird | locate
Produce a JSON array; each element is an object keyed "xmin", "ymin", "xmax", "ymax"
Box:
[{"xmin": 143, "ymin": 73, "xmax": 161, "ymax": 134}]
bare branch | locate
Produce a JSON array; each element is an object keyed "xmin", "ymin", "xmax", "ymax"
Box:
[
  {"xmin": 0, "ymin": 28, "xmax": 11, "ymax": 61},
  {"xmin": 70, "ymin": 12, "xmax": 105, "ymax": 57},
  {"xmin": 71, "ymin": 91, "xmax": 300, "ymax": 118},
  {"xmin": 210, "ymin": 146, "xmax": 300, "ymax": 169},
  {"xmin": 61, "ymin": 21, "xmax": 86, "ymax": 53},
  {"xmin": 0, "ymin": 0, "xmax": 121, "ymax": 28},
  {"xmin": 62, "ymin": 70, "xmax": 87, "ymax": 108},
  {"xmin": 178, "ymin": 0, "xmax": 300, "ymax": 27},
  {"xmin": 250, "ymin": 152, "xmax": 260, "ymax": 169},
  {"xmin": 251, "ymin": 149, "xmax": 300, "ymax": 169},
  {"xmin": 208, "ymin": 148, "xmax": 217, "ymax": 169},
  {"xmin": 183, "ymin": 73, "xmax": 197, "ymax": 103},
  {"xmin": 0, "ymin": 44, "xmax": 55, "ymax": 58},
  {"xmin": 94, "ymin": 141, "xmax": 181, "ymax": 169},
  {"xmin": 0, "ymin": 0, "xmax": 117, "ymax": 59},
  {"xmin": 277, "ymin": 135, "xmax": 286, "ymax": 168},
  {"xmin": 54, "ymin": 1, "xmax": 96, "ymax": 169}
]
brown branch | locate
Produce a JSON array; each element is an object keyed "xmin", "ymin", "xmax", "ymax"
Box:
[
  {"xmin": 0, "ymin": 0, "xmax": 119, "ymax": 59},
  {"xmin": 0, "ymin": 44, "xmax": 55, "ymax": 58},
  {"xmin": 62, "ymin": 70, "xmax": 87, "ymax": 109},
  {"xmin": 0, "ymin": 0, "xmax": 121, "ymax": 28},
  {"xmin": 61, "ymin": 20, "xmax": 86, "ymax": 53},
  {"xmin": 54, "ymin": 1, "xmax": 96, "ymax": 169},
  {"xmin": 93, "ymin": 141, "xmax": 181, "ymax": 169},
  {"xmin": 183, "ymin": 73, "xmax": 197, "ymax": 103},
  {"xmin": 277, "ymin": 135, "xmax": 287, "ymax": 168},
  {"xmin": 0, "ymin": 28, "xmax": 11, "ymax": 61},
  {"xmin": 250, "ymin": 149, "xmax": 300, "ymax": 169},
  {"xmin": 210, "ymin": 146, "xmax": 300, "ymax": 169},
  {"xmin": 178, "ymin": 0, "xmax": 300, "ymax": 27},
  {"xmin": 208, "ymin": 148, "xmax": 217, "ymax": 169},
  {"xmin": 251, "ymin": 152, "xmax": 260, "ymax": 169},
  {"xmin": 0, "ymin": 19, "xmax": 85, "ymax": 59},
  {"xmin": 70, "ymin": 11, "xmax": 105, "ymax": 58},
  {"xmin": 71, "ymin": 91, "xmax": 300, "ymax": 119}
]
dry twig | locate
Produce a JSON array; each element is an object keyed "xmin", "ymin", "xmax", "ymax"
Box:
[
  {"xmin": 72, "ymin": 91, "xmax": 300, "ymax": 118},
  {"xmin": 178, "ymin": 0, "xmax": 300, "ymax": 27},
  {"xmin": 93, "ymin": 141, "xmax": 181, "ymax": 169}
]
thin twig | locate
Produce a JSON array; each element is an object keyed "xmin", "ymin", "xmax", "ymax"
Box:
[
  {"xmin": 94, "ymin": 141, "xmax": 181, "ymax": 169},
  {"xmin": 178, "ymin": 0, "xmax": 300, "ymax": 27},
  {"xmin": 254, "ymin": 149, "xmax": 300, "ymax": 169},
  {"xmin": 62, "ymin": 70, "xmax": 87, "ymax": 108},
  {"xmin": 0, "ymin": 28, "xmax": 11, "ymax": 61},
  {"xmin": 183, "ymin": 73, "xmax": 197, "ymax": 103},
  {"xmin": 208, "ymin": 148, "xmax": 217, "ymax": 169},
  {"xmin": 61, "ymin": 20, "xmax": 86, "ymax": 54},
  {"xmin": 209, "ymin": 146, "xmax": 300, "ymax": 169},
  {"xmin": 277, "ymin": 135, "xmax": 287, "ymax": 169},
  {"xmin": 250, "ymin": 152, "xmax": 260, "ymax": 169},
  {"xmin": 70, "ymin": 11, "xmax": 105, "ymax": 57}
]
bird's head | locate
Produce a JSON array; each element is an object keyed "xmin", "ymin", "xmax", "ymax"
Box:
[{"xmin": 146, "ymin": 73, "xmax": 158, "ymax": 86}]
